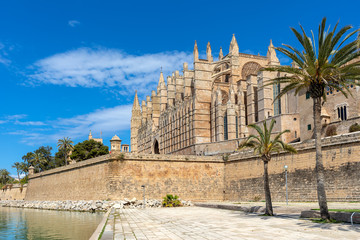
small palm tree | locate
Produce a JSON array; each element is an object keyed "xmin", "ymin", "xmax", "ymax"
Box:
[
  {"xmin": 12, "ymin": 162, "xmax": 22, "ymax": 182},
  {"xmin": 238, "ymin": 119, "xmax": 297, "ymax": 216},
  {"xmin": 264, "ymin": 18, "xmax": 360, "ymax": 220},
  {"xmin": 57, "ymin": 137, "xmax": 74, "ymax": 166},
  {"xmin": 0, "ymin": 169, "xmax": 11, "ymax": 185}
]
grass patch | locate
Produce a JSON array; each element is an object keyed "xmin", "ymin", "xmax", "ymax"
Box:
[
  {"xmin": 98, "ymin": 218, "xmax": 108, "ymax": 240},
  {"xmin": 311, "ymin": 209, "xmax": 360, "ymax": 213},
  {"xmin": 310, "ymin": 218, "xmax": 342, "ymax": 223}
]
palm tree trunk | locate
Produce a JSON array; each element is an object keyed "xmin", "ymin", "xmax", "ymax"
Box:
[
  {"xmin": 263, "ymin": 159, "xmax": 273, "ymax": 215},
  {"xmin": 313, "ymin": 97, "xmax": 330, "ymax": 220},
  {"xmin": 64, "ymin": 146, "xmax": 67, "ymax": 166}
]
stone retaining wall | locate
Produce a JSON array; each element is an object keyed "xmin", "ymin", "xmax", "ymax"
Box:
[
  {"xmin": 26, "ymin": 132, "xmax": 360, "ymax": 202},
  {"xmin": 224, "ymin": 132, "xmax": 360, "ymax": 201},
  {"xmin": 0, "ymin": 184, "xmax": 27, "ymax": 200},
  {"xmin": 26, "ymin": 154, "xmax": 224, "ymax": 201}
]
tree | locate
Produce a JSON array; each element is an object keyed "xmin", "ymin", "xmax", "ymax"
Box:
[
  {"xmin": 31, "ymin": 152, "xmax": 48, "ymax": 173},
  {"xmin": 33, "ymin": 146, "xmax": 54, "ymax": 170},
  {"xmin": 264, "ymin": 18, "xmax": 360, "ymax": 219},
  {"xmin": 57, "ymin": 137, "xmax": 74, "ymax": 166},
  {"xmin": 21, "ymin": 146, "xmax": 53, "ymax": 172},
  {"xmin": 19, "ymin": 162, "xmax": 29, "ymax": 176},
  {"xmin": 12, "ymin": 162, "xmax": 22, "ymax": 182},
  {"xmin": 238, "ymin": 119, "xmax": 297, "ymax": 216},
  {"xmin": 70, "ymin": 139, "xmax": 109, "ymax": 162},
  {"xmin": 0, "ymin": 169, "xmax": 11, "ymax": 185}
]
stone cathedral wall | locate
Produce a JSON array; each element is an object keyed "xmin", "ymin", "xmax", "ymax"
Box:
[{"xmin": 25, "ymin": 132, "xmax": 360, "ymax": 202}]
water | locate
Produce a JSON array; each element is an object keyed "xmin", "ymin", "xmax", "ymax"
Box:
[{"xmin": 0, "ymin": 207, "xmax": 104, "ymax": 240}]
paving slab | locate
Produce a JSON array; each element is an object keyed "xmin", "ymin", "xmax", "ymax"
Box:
[{"xmin": 101, "ymin": 206, "xmax": 360, "ymax": 240}]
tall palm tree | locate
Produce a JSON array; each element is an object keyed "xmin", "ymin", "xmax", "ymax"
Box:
[
  {"xmin": 57, "ymin": 137, "xmax": 74, "ymax": 166},
  {"xmin": 12, "ymin": 162, "xmax": 22, "ymax": 182},
  {"xmin": 264, "ymin": 18, "xmax": 360, "ymax": 219},
  {"xmin": 238, "ymin": 119, "xmax": 297, "ymax": 216}
]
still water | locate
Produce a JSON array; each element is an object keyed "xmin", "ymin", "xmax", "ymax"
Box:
[{"xmin": 0, "ymin": 207, "xmax": 104, "ymax": 240}]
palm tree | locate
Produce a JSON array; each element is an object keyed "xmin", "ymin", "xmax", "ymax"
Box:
[
  {"xmin": 31, "ymin": 152, "xmax": 47, "ymax": 172},
  {"xmin": 12, "ymin": 162, "xmax": 22, "ymax": 182},
  {"xmin": 57, "ymin": 137, "xmax": 74, "ymax": 166},
  {"xmin": 238, "ymin": 119, "xmax": 297, "ymax": 216},
  {"xmin": 19, "ymin": 162, "xmax": 29, "ymax": 176},
  {"xmin": 263, "ymin": 18, "xmax": 360, "ymax": 219},
  {"xmin": 0, "ymin": 169, "xmax": 11, "ymax": 185}
]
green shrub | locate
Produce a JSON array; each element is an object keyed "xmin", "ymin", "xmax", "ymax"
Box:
[
  {"xmin": 325, "ymin": 125, "xmax": 337, "ymax": 137},
  {"xmin": 349, "ymin": 123, "xmax": 360, "ymax": 133},
  {"xmin": 162, "ymin": 194, "xmax": 182, "ymax": 207}
]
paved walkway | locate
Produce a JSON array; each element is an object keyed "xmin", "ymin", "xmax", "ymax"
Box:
[{"xmin": 100, "ymin": 206, "xmax": 360, "ymax": 240}]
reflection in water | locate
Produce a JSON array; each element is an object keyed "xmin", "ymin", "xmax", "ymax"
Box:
[{"xmin": 0, "ymin": 207, "xmax": 104, "ymax": 240}]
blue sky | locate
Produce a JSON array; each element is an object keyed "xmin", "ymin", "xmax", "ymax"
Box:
[{"xmin": 0, "ymin": 0, "xmax": 359, "ymax": 176}]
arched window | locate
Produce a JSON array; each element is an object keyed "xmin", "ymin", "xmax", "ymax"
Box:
[
  {"xmin": 224, "ymin": 111, "xmax": 228, "ymax": 140},
  {"xmin": 337, "ymin": 105, "xmax": 348, "ymax": 121},
  {"xmin": 236, "ymin": 114, "xmax": 239, "ymax": 138},
  {"xmin": 273, "ymin": 82, "xmax": 281, "ymax": 115}
]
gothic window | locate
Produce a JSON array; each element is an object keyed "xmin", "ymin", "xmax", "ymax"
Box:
[
  {"xmin": 337, "ymin": 105, "xmax": 348, "ymax": 121},
  {"xmin": 273, "ymin": 82, "xmax": 281, "ymax": 116},
  {"xmin": 241, "ymin": 62, "xmax": 261, "ymax": 79},
  {"xmin": 225, "ymin": 74, "xmax": 230, "ymax": 83},
  {"xmin": 244, "ymin": 91, "xmax": 248, "ymax": 125},
  {"xmin": 254, "ymin": 87, "xmax": 258, "ymax": 122},
  {"xmin": 235, "ymin": 94, "xmax": 238, "ymax": 105},
  {"xmin": 224, "ymin": 111, "xmax": 228, "ymax": 140},
  {"xmin": 236, "ymin": 114, "xmax": 239, "ymax": 138}
]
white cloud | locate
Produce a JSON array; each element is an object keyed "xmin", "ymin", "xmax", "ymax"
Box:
[
  {"xmin": 0, "ymin": 42, "xmax": 11, "ymax": 65},
  {"xmin": 6, "ymin": 104, "xmax": 132, "ymax": 145},
  {"xmin": 28, "ymin": 48, "xmax": 192, "ymax": 97},
  {"xmin": 68, "ymin": 20, "xmax": 80, "ymax": 27},
  {"xmin": 14, "ymin": 120, "xmax": 46, "ymax": 126}
]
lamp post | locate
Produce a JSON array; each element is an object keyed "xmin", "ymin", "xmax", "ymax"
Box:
[
  {"xmin": 141, "ymin": 185, "xmax": 145, "ymax": 208},
  {"xmin": 284, "ymin": 165, "xmax": 288, "ymax": 205}
]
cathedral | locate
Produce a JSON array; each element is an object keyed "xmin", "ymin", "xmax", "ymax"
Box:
[{"xmin": 130, "ymin": 35, "xmax": 360, "ymax": 155}]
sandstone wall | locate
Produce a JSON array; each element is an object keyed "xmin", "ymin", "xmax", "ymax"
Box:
[
  {"xmin": 26, "ymin": 154, "xmax": 224, "ymax": 201},
  {"xmin": 224, "ymin": 132, "xmax": 360, "ymax": 201},
  {"xmin": 0, "ymin": 184, "xmax": 27, "ymax": 200},
  {"xmin": 26, "ymin": 133, "xmax": 360, "ymax": 202}
]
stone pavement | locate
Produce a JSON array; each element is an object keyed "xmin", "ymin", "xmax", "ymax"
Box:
[{"xmin": 100, "ymin": 206, "xmax": 360, "ymax": 240}]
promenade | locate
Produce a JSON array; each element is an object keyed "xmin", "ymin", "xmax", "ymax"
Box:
[{"xmin": 98, "ymin": 203, "xmax": 360, "ymax": 240}]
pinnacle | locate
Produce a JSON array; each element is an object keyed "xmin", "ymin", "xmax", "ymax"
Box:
[{"xmin": 132, "ymin": 90, "xmax": 141, "ymax": 110}]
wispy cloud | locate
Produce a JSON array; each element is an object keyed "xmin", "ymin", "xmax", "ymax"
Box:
[
  {"xmin": 28, "ymin": 48, "xmax": 192, "ymax": 97},
  {"xmin": 0, "ymin": 42, "xmax": 11, "ymax": 65},
  {"xmin": 14, "ymin": 120, "xmax": 46, "ymax": 126},
  {"xmin": 68, "ymin": 20, "xmax": 80, "ymax": 27},
  {"xmin": 5, "ymin": 105, "xmax": 132, "ymax": 145}
]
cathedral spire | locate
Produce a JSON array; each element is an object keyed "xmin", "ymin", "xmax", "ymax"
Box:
[
  {"xmin": 229, "ymin": 34, "xmax": 239, "ymax": 56},
  {"xmin": 193, "ymin": 40, "xmax": 199, "ymax": 62},
  {"xmin": 267, "ymin": 39, "xmax": 280, "ymax": 65},
  {"xmin": 132, "ymin": 90, "xmax": 141, "ymax": 110},
  {"xmin": 219, "ymin": 47, "xmax": 223, "ymax": 60},
  {"xmin": 206, "ymin": 42, "xmax": 213, "ymax": 62}
]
